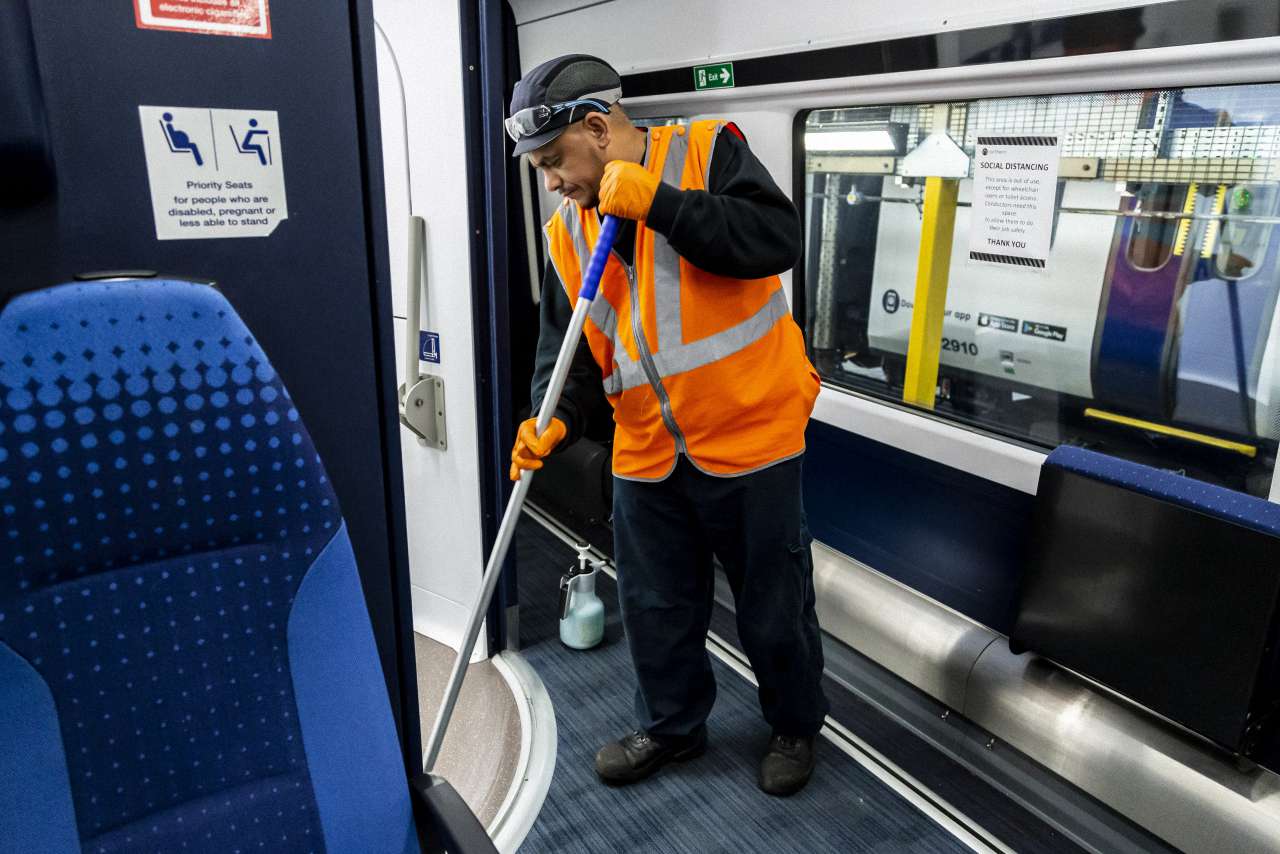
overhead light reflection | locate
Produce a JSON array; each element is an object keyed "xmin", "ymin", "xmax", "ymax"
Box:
[{"xmin": 806, "ymin": 129, "xmax": 899, "ymax": 153}]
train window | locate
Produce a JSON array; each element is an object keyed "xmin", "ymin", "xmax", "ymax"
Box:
[{"xmin": 802, "ymin": 83, "xmax": 1280, "ymax": 495}]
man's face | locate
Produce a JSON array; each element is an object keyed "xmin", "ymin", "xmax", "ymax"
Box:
[{"xmin": 529, "ymin": 121, "xmax": 607, "ymax": 209}]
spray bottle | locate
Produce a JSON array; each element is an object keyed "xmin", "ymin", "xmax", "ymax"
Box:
[{"xmin": 559, "ymin": 542, "xmax": 604, "ymax": 650}]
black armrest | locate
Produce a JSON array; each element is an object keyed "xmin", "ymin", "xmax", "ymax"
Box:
[{"xmin": 409, "ymin": 773, "xmax": 499, "ymax": 854}]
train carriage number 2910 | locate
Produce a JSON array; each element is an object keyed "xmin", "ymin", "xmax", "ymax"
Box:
[{"xmin": 941, "ymin": 338, "xmax": 978, "ymax": 357}]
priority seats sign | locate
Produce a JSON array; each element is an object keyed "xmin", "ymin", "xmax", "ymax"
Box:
[
  {"xmin": 134, "ymin": 0, "xmax": 271, "ymax": 39},
  {"xmin": 138, "ymin": 106, "xmax": 289, "ymax": 240}
]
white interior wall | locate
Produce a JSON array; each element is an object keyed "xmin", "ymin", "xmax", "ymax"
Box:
[
  {"xmin": 375, "ymin": 0, "xmax": 487, "ymax": 661},
  {"xmin": 512, "ymin": 0, "xmax": 1180, "ymax": 73}
]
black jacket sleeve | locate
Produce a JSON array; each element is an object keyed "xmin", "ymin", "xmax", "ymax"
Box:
[
  {"xmin": 528, "ymin": 260, "xmax": 598, "ymax": 448},
  {"xmin": 645, "ymin": 126, "xmax": 802, "ymax": 278},
  {"xmin": 528, "ymin": 127, "xmax": 800, "ymax": 443}
]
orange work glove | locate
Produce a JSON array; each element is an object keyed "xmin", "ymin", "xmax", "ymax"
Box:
[
  {"xmin": 598, "ymin": 160, "xmax": 660, "ymax": 220},
  {"xmin": 510, "ymin": 416, "xmax": 567, "ymax": 481}
]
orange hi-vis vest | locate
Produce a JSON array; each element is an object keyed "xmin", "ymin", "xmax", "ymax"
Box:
[{"xmin": 544, "ymin": 119, "xmax": 820, "ymax": 481}]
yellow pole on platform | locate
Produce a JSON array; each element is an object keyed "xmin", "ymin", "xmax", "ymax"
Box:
[{"xmin": 902, "ymin": 175, "xmax": 960, "ymax": 409}]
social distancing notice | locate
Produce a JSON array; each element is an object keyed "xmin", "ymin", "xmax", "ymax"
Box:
[
  {"xmin": 968, "ymin": 135, "xmax": 1061, "ymax": 271},
  {"xmin": 138, "ymin": 106, "xmax": 288, "ymax": 240}
]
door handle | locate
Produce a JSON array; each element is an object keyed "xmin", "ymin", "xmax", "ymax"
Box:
[{"xmin": 399, "ymin": 215, "xmax": 446, "ymax": 450}]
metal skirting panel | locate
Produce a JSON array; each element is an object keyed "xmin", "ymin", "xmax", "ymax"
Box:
[
  {"xmin": 812, "ymin": 542, "xmax": 998, "ymax": 712},
  {"xmin": 966, "ymin": 649, "xmax": 1280, "ymax": 854},
  {"xmin": 812, "ymin": 542, "xmax": 1280, "ymax": 854}
]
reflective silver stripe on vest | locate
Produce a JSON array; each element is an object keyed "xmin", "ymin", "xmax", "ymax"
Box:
[
  {"xmin": 653, "ymin": 131, "xmax": 688, "ymax": 352},
  {"xmin": 558, "ymin": 205, "xmax": 620, "ymax": 344},
  {"xmin": 605, "ymin": 287, "xmax": 790, "ymax": 392},
  {"xmin": 558, "ymin": 204, "xmax": 589, "ymax": 277},
  {"xmin": 602, "ymin": 348, "xmax": 641, "ymax": 395},
  {"xmin": 605, "ymin": 345, "xmax": 645, "ymax": 394},
  {"xmin": 590, "ymin": 297, "xmax": 617, "ymax": 342},
  {"xmin": 572, "ymin": 125, "xmax": 786, "ymax": 397}
]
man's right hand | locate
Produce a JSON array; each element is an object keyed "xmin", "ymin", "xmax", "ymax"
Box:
[{"xmin": 510, "ymin": 416, "xmax": 567, "ymax": 481}]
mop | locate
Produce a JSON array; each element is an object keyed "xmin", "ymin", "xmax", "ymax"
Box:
[{"xmin": 423, "ymin": 214, "xmax": 621, "ymax": 771}]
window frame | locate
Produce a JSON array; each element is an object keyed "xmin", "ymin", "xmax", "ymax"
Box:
[
  {"xmin": 791, "ymin": 84, "xmax": 1279, "ymax": 495},
  {"xmin": 792, "ymin": 100, "xmax": 1064, "ymax": 454}
]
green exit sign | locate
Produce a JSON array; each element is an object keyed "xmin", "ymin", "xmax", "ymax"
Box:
[{"xmin": 693, "ymin": 62, "xmax": 735, "ymax": 91}]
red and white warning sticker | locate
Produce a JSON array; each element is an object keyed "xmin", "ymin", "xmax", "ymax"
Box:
[{"xmin": 134, "ymin": 0, "xmax": 271, "ymax": 39}]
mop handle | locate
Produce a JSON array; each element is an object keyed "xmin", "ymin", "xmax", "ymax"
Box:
[{"xmin": 424, "ymin": 215, "xmax": 619, "ymax": 772}]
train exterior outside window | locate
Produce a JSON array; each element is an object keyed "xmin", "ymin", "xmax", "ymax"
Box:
[
  {"xmin": 802, "ymin": 82, "xmax": 1280, "ymax": 495},
  {"xmin": 1125, "ymin": 184, "xmax": 1185, "ymax": 272},
  {"xmin": 1217, "ymin": 184, "xmax": 1278, "ymax": 281}
]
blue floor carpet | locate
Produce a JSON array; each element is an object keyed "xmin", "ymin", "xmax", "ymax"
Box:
[{"xmin": 515, "ymin": 516, "xmax": 971, "ymax": 854}]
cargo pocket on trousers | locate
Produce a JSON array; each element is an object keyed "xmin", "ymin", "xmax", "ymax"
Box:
[{"xmin": 787, "ymin": 529, "xmax": 816, "ymax": 610}]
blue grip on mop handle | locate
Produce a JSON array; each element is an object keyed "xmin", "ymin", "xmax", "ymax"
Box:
[{"xmin": 578, "ymin": 215, "xmax": 619, "ymax": 302}]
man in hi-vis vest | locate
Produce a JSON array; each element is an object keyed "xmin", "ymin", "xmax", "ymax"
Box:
[{"xmin": 508, "ymin": 55, "xmax": 828, "ymax": 796}]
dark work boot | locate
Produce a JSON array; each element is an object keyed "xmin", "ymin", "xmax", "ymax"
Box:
[
  {"xmin": 759, "ymin": 733, "xmax": 816, "ymax": 796},
  {"xmin": 594, "ymin": 726, "xmax": 707, "ymax": 785}
]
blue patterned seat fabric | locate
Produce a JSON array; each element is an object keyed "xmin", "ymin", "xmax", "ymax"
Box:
[
  {"xmin": 0, "ymin": 280, "xmax": 417, "ymax": 854},
  {"xmin": 1045, "ymin": 445, "xmax": 1280, "ymax": 538}
]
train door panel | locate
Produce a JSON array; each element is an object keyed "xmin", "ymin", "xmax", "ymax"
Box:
[
  {"xmin": 1173, "ymin": 184, "xmax": 1280, "ymax": 438},
  {"xmin": 1091, "ymin": 184, "xmax": 1194, "ymax": 419}
]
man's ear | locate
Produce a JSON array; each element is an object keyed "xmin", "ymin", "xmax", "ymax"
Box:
[{"xmin": 581, "ymin": 112, "xmax": 612, "ymax": 150}]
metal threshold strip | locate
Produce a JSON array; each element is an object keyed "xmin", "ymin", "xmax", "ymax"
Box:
[{"xmin": 523, "ymin": 501, "xmax": 1010, "ymax": 854}]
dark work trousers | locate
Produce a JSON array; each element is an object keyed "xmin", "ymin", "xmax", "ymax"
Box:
[{"xmin": 612, "ymin": 454, "xmax": 829, "ymax": 739}]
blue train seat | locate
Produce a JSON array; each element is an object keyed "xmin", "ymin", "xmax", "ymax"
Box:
[
  {"xmin": 0, "ymin": 279, "xmax": 492, "ymax": 853},
  {"xmin": 1013, "ymin": 445, "xmax": 1280, "ymax": 756},
  {"xmin": 1044, "ymin": 445, "xmax": 1280, "ymax": 537}
]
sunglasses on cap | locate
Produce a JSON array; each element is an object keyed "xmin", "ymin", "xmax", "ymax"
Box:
[{"xmin": 504, "ymin": 87, "xmax": 622, "ymax": 144}]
